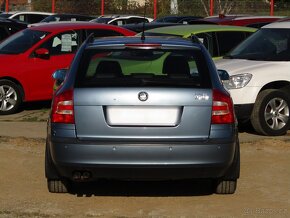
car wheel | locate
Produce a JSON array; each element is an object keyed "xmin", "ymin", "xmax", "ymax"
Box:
[
  {"xmin": 251, "ymin": 89, "xmax": 290, "ymax": 136},
  {"xmin": 215, "ymin": 138, "xmax": 239, "ymax": 194},
  {"xmin": 215, "ymin": 180, "xmax": 237, "ymax": 194},
  {"xmin": 0, "ymin": 80, "xmax": 23, "ymax": 115},
  {"xmin": 45, "ymin": 142, "xmax": 69, "ymax": 193},
  {"xmin": 47, "ymin": 179, "xmax": 68, "ymax": 193}
]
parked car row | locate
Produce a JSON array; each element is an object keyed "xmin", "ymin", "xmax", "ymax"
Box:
[
  {"xmin": 0, "ymin": 11, "xmax": 288, "ymax": 196},
  {"xmin": 0, "ymin": 11, "xmax": 287, "ymax": 27},
  {"xmin": 0, "ymin": 11, "xmax": 154, "ymax": 26}
]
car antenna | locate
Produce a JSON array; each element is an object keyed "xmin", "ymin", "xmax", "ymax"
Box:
[{"xmin": 141, "ymin": 2, "xmax": 147, "ymax": 41}]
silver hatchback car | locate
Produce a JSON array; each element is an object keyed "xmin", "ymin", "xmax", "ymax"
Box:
[{"xmin": 46, "ymin": 36, "xmax": 240, "ymax": 194}]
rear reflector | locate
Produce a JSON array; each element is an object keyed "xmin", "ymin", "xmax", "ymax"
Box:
[
  {"xmin": 51, "ymin": 89, "xmax": 74, "ymax": 124},
  {"xmin": 211, "ymin": 89, "xmax": 235, "ymax": 124}
]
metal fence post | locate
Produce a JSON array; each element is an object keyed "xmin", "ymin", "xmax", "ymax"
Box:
[
  {"xmin": 210, "ymin": 0, "xmax": 214, "ymax": 16},
  {"xmin": 154, "ymin": 0, "xmax": 157, "ymax": 19},
  {"xmin": 101, "ymin": 0, "xmax": 104, "ymax": 16},
  {"xmin": 52, "ymin": 0, "xmax": 55, "ymax": 13},
  {"xmin": 270, "ymin": 0, "xmax": 274, "ymax": 16},
  {"xmin": 5, "ymin": 0, "xmax": 8, "ymax": 12}
]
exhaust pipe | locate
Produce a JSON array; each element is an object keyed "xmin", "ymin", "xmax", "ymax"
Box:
[{"xmin": 72, "ymin": 171, "xmax": 91, "ymax": 181}]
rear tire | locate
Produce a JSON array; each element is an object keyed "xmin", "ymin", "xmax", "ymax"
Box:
[
  {"xmin": 0, "ymin": 80, "xmax": 23, "ymax": 115},
  {"xmin": 45, "ymin": 142, "xmax": 69, "ymax": 193},
  {"xmin": 215, "ymin": 138, "xmax": 240, "ymax": 194},
  {"xmin": 47, "ymin": 179, "xmax": 68, "ymax": 193},
  {"xmin": 215, "ymin": 180, "xmax": 237, "ymax": 194}
]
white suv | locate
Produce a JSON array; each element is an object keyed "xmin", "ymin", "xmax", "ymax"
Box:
[
  {"xmin": 215, "ymin": 21, "xmax": 290, "ymax": 136},
  {"xmin": 91, "ymin": 15, "xmax": 153, "ymax": 26},
  {"xmin": 0, "ymin": 11, "xmax": 52, "ymax": 24}
]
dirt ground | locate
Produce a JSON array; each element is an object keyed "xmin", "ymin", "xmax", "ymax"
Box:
[
  {"xmin": 0, "ymin": 104, "xmax": 289, "ymax": 218},
  {"xmin": 0, "ymin": 132, "xmax": 289, "ymax": 217}
]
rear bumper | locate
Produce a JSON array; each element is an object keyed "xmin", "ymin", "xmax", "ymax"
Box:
[
  {"xmin": 47, "ymin": 123, "xmax": 238, "ymax": 181},
  {"xmin": 49, "ymin": 141, "xmax": 236, "ymax": 180}
]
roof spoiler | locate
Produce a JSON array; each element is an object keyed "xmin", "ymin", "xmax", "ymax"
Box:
[{"xmin": 190, "ymin": 34, "xmax": 202, "ymax": 44}]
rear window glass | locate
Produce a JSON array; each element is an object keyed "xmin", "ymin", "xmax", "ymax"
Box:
[{"xmin": 75, "ymin": 48, "xmax": 212, "ymax": 88}]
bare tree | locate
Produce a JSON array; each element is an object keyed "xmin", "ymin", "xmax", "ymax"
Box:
[
  {"xmin": 216, "ymin": 0, "xmax": 234, "ymax": 14},
  {"xmin": 200, "ymin": 0, "xmax": 234, "ymax": 16},
  {"xmin": 200, "ymin": 0, "xmax": 210, "ymax": 16},
  {"xmin": 170, "ymin": 0, "xmax": 178, "ymax": 14}
]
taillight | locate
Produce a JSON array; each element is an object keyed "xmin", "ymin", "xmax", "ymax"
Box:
[
  {"xmin": 211, "ymin": 89, "xmax": 235, "ymax": 124},
  {"xmin": 51, "ymin": 89, "xmax": 75, "ymax": 124}
]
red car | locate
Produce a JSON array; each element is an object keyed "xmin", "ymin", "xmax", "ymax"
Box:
[
  {"xmin": 192, "ymin": 15, "xmax": 284, "ymax": 28},
  {"xmin": 0, "ymin": 22, "xmax": 135, "ymax": 114}
]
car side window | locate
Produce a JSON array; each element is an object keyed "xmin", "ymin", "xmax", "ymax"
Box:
[
  {"xmin": 0, "ymin": 27, "xmax": 9, "ymax": 41},
  {"xmin": 39, "ymin": 30, "xmax": 81, "ymax": 56},
  {"xmin": 13, "ymin": 14, "xmax": 26, "ymax": 22},
  {"xmin": 127, "ymin": 18, "xmax": 148, "ymax": 24},
  {"xmin": 216, "ymin": 31, "xmax": 246, "ymax": 56},
  {"xmin": 27, "ymin": 14, "xmax": 48, "ymax": 24},
  {"xmin": 195, "ymin": 32, "xmax": 215, "ymax": 57},
  {"xmin": 110, "ymin": 19, "xmax": 126, "ymax": 26}
]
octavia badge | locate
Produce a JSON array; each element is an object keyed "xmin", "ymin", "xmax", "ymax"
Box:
[{"xmin": 138, "ymin": 91, "xmax": 148, "ymax": 101}]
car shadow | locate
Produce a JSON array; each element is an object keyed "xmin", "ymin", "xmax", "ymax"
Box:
[
  {"xmin": 21, "ymin": 100, "xmax": 51, "ymax": 111},
  {"xmin": 68, "ymin": 179, "xmax": 215, "ymax": 197},
  {"xmin": 238, "ymin": 121, "xmax": 257, "ymax": 134}
]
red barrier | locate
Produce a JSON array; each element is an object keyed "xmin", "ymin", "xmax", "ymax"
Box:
[
  {"xmin": 210, "ymin": 0, "xmax": 214, "ymax": 16},
  {"xmin": 5, "ymin": 0, "xmax": 8, "ymax": 12},
  {"xmin": 270, "ymin": 0, "xmax": 274, "ymax": 16},
  {"xmin": 3, "ymin": 0, "xmax": 278, "ymax": 17},
  {"xmin": 52, "ymin": 0, "xmax": 55, "ymax": 13},
  {"xmin": 101, "ymin": 0, "xmax": 104, "ymax": 16},
  {"xmin": 154, "ymin": 0, "xmax": 157, "ymax": 19}
]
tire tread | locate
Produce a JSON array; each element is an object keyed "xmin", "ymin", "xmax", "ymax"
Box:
[
  {"xmin": 215, "ymin": 180, "xmax": 237, "ymax": 194},
  {"xmin": 47, "ymin": 179, "xmax": 68, "ymax": 193}
]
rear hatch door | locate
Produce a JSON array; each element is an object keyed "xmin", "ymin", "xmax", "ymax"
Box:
[{"xmin": 74, "ymin": 87, "xmax": 212, "ymax": 141}]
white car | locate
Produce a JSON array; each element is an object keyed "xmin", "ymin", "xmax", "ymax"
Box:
[
  {"xmin": 91, "ymin": 15, "xmax": 153, "ymax": 26},
  {"xmin": 215, "ymin": 21, "xmax": 290, "ymax": 136},
  {"xmin": 0, "ymin": 11, "xmax": 52, "ymax": 24}
]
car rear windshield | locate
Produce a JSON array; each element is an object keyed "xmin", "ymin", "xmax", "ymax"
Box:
[
  {"xmin": 0, "ymin": 29, "xmax": 49, "ymax": 54},
  {"xmin": 75, "ymin": 47, "xmax": 212, "ymax": 88}
]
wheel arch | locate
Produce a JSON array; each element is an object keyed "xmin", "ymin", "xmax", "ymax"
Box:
[
  {"xmin": 259, "ymin": 80, "xmax": 290, "ymax": 93},
  {"xmin": 0, "ymin": 77, "xmax": 25, "ymax": 101}
]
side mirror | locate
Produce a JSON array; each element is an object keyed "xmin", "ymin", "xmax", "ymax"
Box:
[
  {"xmin": 34, "ymin": 48, "xmax": 50, "ymax": 60},
  {"xmin": 52, "ymin": 69, "xmax": 67, "ymax": 91},
  {"xmin": 217, "ymin": 69, "xmax": 230, "ymax": 81}
]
